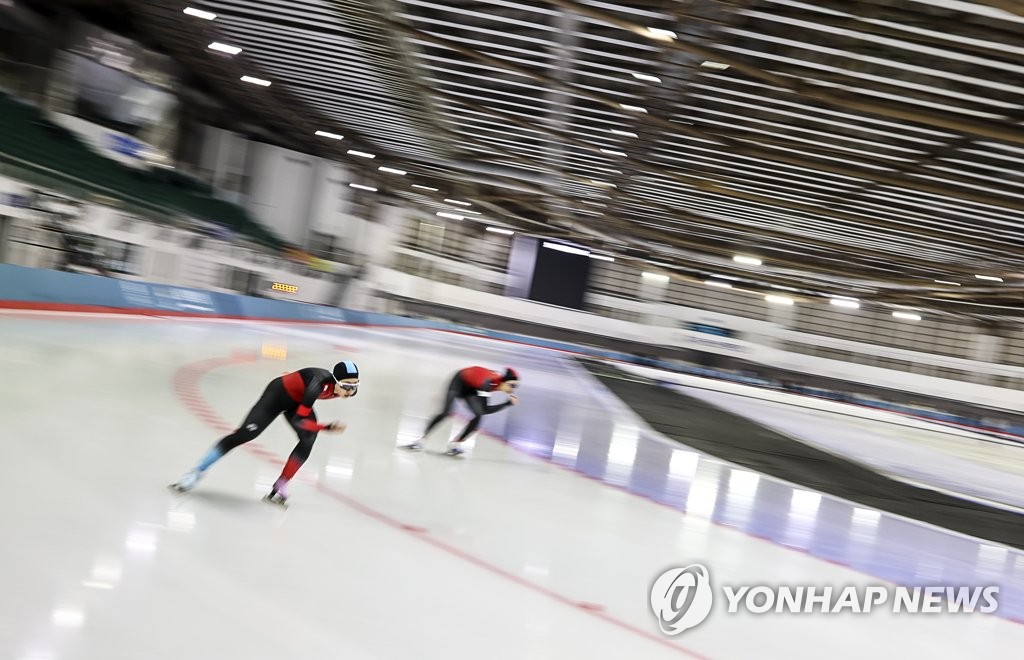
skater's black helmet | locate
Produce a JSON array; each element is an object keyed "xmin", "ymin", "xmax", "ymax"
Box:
[
  {"xmin": 502, "ymin": 367, "xmax": 519, "ymax": 383},
  {"xmin": 333, "ymin": 360, "xmax": 360, "ymax": 381}
]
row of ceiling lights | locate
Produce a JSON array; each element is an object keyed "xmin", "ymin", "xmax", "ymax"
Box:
[
  {"xmin": 639, "ymin": 270, "xmax": 926, "ymax": 320},
  {"xmin": 185, "ymin": 6, "xmax": 1006, "ymax": 320},
  {"xmin": 640, "ymin": 251, "xmax": 1009, "ymax": 321},
  {"xmin": 183, "ymin": 5, "xmax": 520, "ymax": 236},
  {"xmin": 185, "ymin": 6, "xmax": 724, "ymax": 197}
]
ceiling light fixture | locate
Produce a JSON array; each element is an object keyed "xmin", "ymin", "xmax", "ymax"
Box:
[
  {"xmin": 589, "ymin": 254, "xmax": 615, "ymax": 262},
  {"xmin": 208, "ymin": 42, "xmax": 242, "ymax": 55},
  {"xmin": 620, "ymin": 103, "xmax": 648, "ymax": 114},
  {"xmin": 314, "ymin": 130, "xmax": 343, "ymax": 140},
  {"xmin": 609, "ymin": 129, "xmax": 639, "ymax": 138},
  {"xmin": 444, "ymin": 199, "xmax": 471, "ymax": 206},
  {"xmin": 600, "ymin": 148, "xmax": 628, "ymax": 157},
  {"xmin": 378, "ymin": 166, "xmax": 406, "ymax": 175},
  {"xmin": 934, "ymin": 280, "xmax": 961, "ymax": 286},
  {"xmin": 240, "ymin": 76, "xmax": 271, "ymax": 86},
  {"xmin": 893, "ymin": 311, "xmax": 922, "ymax": 321},
  {"xmin": 184, "ymin": 7, "xmax": 216, "ymax": 20},
  {"xmin": 701, "ymin": 61, "xmax": 730, "ymax": 70},
  {"xmin": 486, "ymin": 227, "xmax": 514, "ymax": 235},
  {"xmin": 543, "ymin": 242, "xmax": 590, "ymax": 256},
  {"xmin": 412, "ymin": 185, "xmax": 438, "ymax": 191},
  {"xmin": 642, "ymin": 272, "xmax": 670, "ymax": 283},
  {"xmin": 349, "ymin": 183, "xmax": 377, "ymax": 191},
  {"xmin": 644, "ymin": 27, "xmax": 678, "ymax": 42},
  {"xmin": 705, "ymin": 279, "xmax": 732, "ymax": 288},
  {"xmin": 631, "ymin": 72, "xmax": 662, "ymax": 83},
  {"xmin": 830, "ymin": 298, "xmax": 860, "ymax": 309},
  {"xmin": 975, "ymin": 274, "xmax": 1004, "ymax": 282},
  {"xmin": 733, "ymin": 255, "xmax": 762, "ymax": 266},
  {"xmin": 765, "ymin": 294, "xmax": 794, "ymax": 306},
  {"xmin": 437, "ymin": 212, "xmax": 463, "ymax": 220},
  {"xmin": 347, "ymin": 150, "xmax": 375, "ymax": 158}
]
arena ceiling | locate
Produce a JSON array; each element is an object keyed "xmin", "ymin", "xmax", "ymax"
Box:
[{"xmin": 47, "ymin": 1, "xmax": 1024, "ymax": 319}]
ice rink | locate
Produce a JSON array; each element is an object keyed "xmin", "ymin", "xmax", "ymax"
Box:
[{"xmin": 2, "ymin": 312, "xmax": 1023, "ymax": 660}]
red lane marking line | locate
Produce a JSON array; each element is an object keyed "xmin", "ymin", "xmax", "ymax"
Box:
[
  {"xmin": 173, "ymin": 355, "xmax": 708, "ymax": 659},
  {"xmin": 315, "ymin": 479, "xmax": 706, "ymax": 658}
]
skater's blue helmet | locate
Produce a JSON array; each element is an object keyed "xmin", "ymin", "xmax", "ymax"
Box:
[{"xmin": 333, "ymin": 360, "xmax": 359, "ymax": 381}]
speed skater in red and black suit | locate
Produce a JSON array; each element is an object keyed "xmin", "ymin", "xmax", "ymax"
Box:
[
  {"xmin": 402, "ymin": 366, "xmax": 519, "ymax": 456},
  {"xmin": 169, "ymin": 360, "xmax": 360, "ymax": 506}
]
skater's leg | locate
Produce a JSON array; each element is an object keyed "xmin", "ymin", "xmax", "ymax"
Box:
[
  {"xmin": 423, "ymin": 374, "xmax": 462, "ymax": 436},
  {"xmin": 405, "ymin": 374, "xmax": 462, "ymax": 449},
  {"xmin": 267, "ymin": 411, "xmax": 318, "ymax": 503},
  {"xmin": 171, "ymin": 380, "xmax": 285, "ymax": 491},
  {"xmin": 449, "ymin": 395, "xmax": 486, "ymax": 450}
]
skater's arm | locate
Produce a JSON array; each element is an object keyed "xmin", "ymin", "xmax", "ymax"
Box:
[
  {"xmin": 294, "ymin": 372, "xmax": 334, "ymax": 430},
  {"xmin": 483, "ymin": 395, "xmax": 518, "ymax": 414},
  {"xmin": 296, "ymin": 417, "xmax": 328, "ymax": 432}
]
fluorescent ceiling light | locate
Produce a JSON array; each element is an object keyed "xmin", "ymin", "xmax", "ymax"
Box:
[
  {"xmin": 631, "ymin": 72, "xmax": 662, "ymax": 83},
  {"xmin": 934, "ymin": 280, "xmax": 961, "ymax": 286},
  {"xmin": 645, "ymin": 27, "xmax": 677, "ymax": 41},
  {"xmin": 444, "ymin": 199, "xmax": 471, "ymax": 206},
  {"xmin": 589, "ymin": 254, "xmax": 615, "ymax": 262},
  {"xmin": 600, "ymin": 148, "xmax": 628, "ymax": 157},
  {"xmin": 705, "ymin": 279, "xmax": 733, "ymax": 288},
  {"xmin": 975, "ymin": 274, "xmax": 1004, "ymax": 282},
  {"xmin": 610, "ymin": 129, "xmax": 639, "ymax": 138},
  {"xmin": 314, "ymin": 130, "xmax": 343, "ymax": 140},
  {"xmin": 486, "ymin": 227, "xmax": 514, "ymax": 235},
  {"xmin": 349, "ymin": 183, "xmax": 377, "ymax": 191},
  {"xmin": 642, "ymin": 272, "xmax": 670, "ymax": 283},
  {"xmin": 765, "ymin": 294, "xmax": 794, "ymax": 306},
  {"xmin": 184, "ymin": 7, "xmax": 216, "ymax": 19},
  {"xmin": 733, "ymin": 255, "xmax": 762, "ymax": 266},
  {"xmin": 412, "ymin": 185, "xmax": 438, "ymax": 191},
  {"xmin": 348, "ymin": 150, "xmax": 375, "ymax": 158},
  {"xmin": 830, "ymin": 298, "xmax": 860, "ymax": 309},
  {"xmin": 378, "ymin": 166, "xmax": 406, "ymax": 175},
  {"xmin": 701, "ymin": 61, "xmax": 731, "ymax": 70},
  {"xmin": 437, "ymin": 212, "xmax": 463, "ymax": 220},
  {"xmin": 208, "ymin": 42, "xmax": 241, "ymax": 55},
  {"xmin": 543, "ymin": 242, "xmax": 590, "ymax": 256},
  {"xmin": 240, "ymin": 76, "xmax": 270, "ymax": 86},
  {"xmin": 590, "ymin": 179, "xmax": 617, "ymax": 188},
  {"xmin": 893, "ymin": 311, "xmax": 922, "ymax": 321},
  {"xmin": 620, "ymin": 103, "xmax": 648, "ymax": 114}
]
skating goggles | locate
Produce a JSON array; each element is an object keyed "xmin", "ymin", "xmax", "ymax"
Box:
[{"xmin": 338, "ymin": 382, "xmax": 359, "ymax": 393}]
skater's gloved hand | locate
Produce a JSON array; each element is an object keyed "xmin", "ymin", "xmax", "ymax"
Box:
[
  {"xmin": 508, "ymin": 395, "xmax": 519, "ymax": 406},
  {"xmin": 325, "ymin": 421, "xmax": 347, "ymax": 433}
]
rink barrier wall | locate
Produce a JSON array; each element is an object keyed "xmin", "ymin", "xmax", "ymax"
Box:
[
  {"xmin": 0, "ymin": 263, "xmax": 641, "ymax": 356},
  {"xmin": 1, "ymin": 263, "xmax": 1022, "ymax": 439}
]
